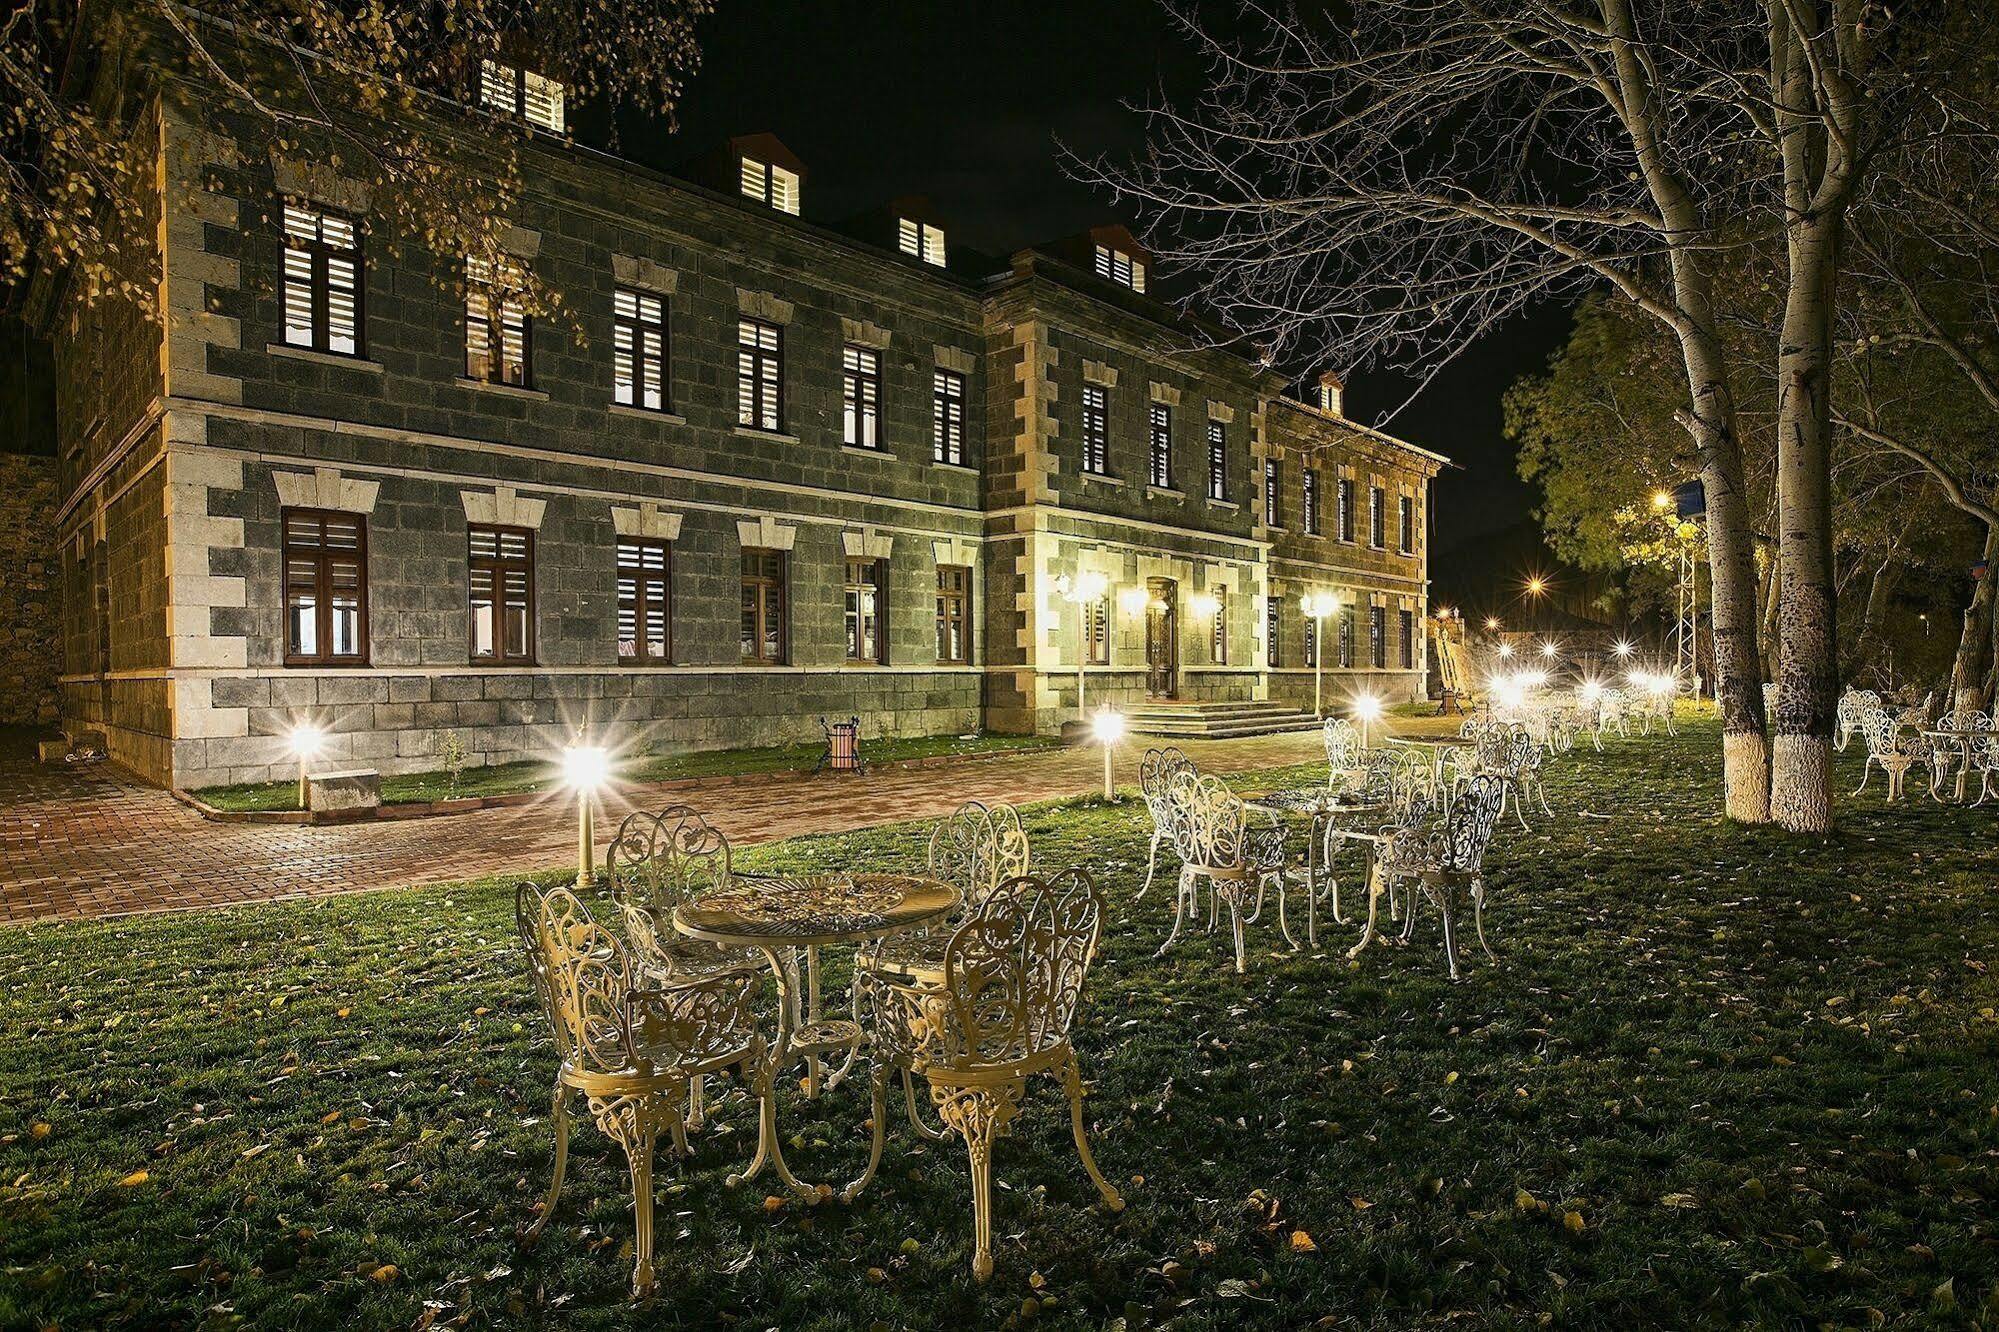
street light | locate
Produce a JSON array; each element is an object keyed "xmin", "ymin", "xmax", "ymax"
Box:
[
  {"xmin": 1498, "ymin": 642, "xmax": 1515, "ymax": 659},
  {"xmin": 1351, "ymin": 692, "xmax": 1383, "ymax": 752},
  {"xmin": 1484, "ymin": 616, "xmax": 1500, "ymax": 631},
  {"xmin": 561, "ymin": 740, "xmax": 612, "ymax": 889},
  {"xmin": 1056, "ymin": 570, "xmax": 1111, "ymax": 722},
  {"xmin": 289, "ymin": 723, "xmax": 325, "ymax": 810},
  {"xmin": 1651, "ymin": 489, "xmax": 1673, "ymax": 510},
  {"xmin": 1299, "ymin": 591, "xmax": 1339, "ymax": 717},
  {"xmin": 1092, "ymin": 707, "xmax": 1125, "ymax": 801},
  {"xmin": 1541, "ymin": 641, "xmax": 1558, "ymax": 660},
  {"xmin": 1613, "ymin": 639, "xmax": 1634, "ymax": 659},
  {"xmin": 1525, "ymin": 576, "xmax": 1547, "ymax": 597}
]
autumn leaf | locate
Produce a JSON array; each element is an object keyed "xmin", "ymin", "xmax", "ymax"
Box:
[
  {"xmin": 1289, "ymin": 1229, "xmax": 1317, "ymax": 1254},
  {"xmin": 116, "ymin": 1169, "xmax": 149, "ymax": 1187}
]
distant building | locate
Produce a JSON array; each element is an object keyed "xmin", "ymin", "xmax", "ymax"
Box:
[{"xmin": 35, "ymin": 34, "xmax": 1445, "ymax": 788}]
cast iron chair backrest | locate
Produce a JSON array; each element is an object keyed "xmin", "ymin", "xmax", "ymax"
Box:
[
  {"xmin": 1937, "ymin": 708, "xmax": 1992, "ymax": 735},
  {"xmin": 1441, "ymin": 773, "xmax": 1509, "ymax": 874},
  {"xmin": 1140, "ymin": 747, "xmax": 1196, "ymax": 824},
  {"xmin": 928, "ymin": 800, "xmax": 1032, "ymax": 915},
  {"xmin": 942, "ymin": 868, "xmax": 1103, "ymax": 1066},
  {"xmin": 1323, "ymin": 718, "xmax": 1362, "ymax": 773},
  {"xmin": 1167, "ymin": 769, "xmax": 1246, "ymax": 870},
  {"xmin": 605, "ymin": 805, "xmax": 734, "ymax": 968},
  {"xmin": 516, "ymin": 881, "xmax": 635, "ymax": 1076}
]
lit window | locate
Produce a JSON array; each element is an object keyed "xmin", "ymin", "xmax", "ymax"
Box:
[
  {"xmin": 468, "ymin": 525, "xmax": 534, "ymax": 664},
  {"xmin": 932, "ymin": 369, "xmax": 966, "ymax": 466},
  {"xmin": 1339, "ymin": 607, "xmax": 1355, "ymax": 668},
  {"xmin": 845, "ymin": 557, "xmax": 887, "ymax": 664},
  {"xmin": 1084, "ymin": 595, "xmax": 1111, "ymax": 665},
  {"xmin": 1206, "ymin": 420, "xmax": 1227, "ymax": 502},
  {"xmin": 1211, "ymin": 586, "xmax": 1228, "ymax": 664},
  {"xmin": 1338, "ymin": 477, "xmax": 1356, "ymax": 542},
  {"xmin": 936, "ymin": 565, "xmax": 972, "ymax": 664},
  {"xmin": 1400, "ymin": 494, "xmax": 1416, "ymax": 554},
  {"xmin": 1148, "ymin": 403, "xmax": 1172, "ymax": 488},
  {"xmin": 740, "ymin": 157, "xmax": 800, "ymax": 214},
  {"xmin": 1264, "ymin": 459, "xmax": 1281, "ymax": 527},
  {"xmin": 465, "ymin": 255, "xmax": 531, "ymax": 387},
  {"xmin": 1081, "ymin": 384, "xmax": 1110, "ymax": 475},
  {"xmin": 1094, "ymin": 243, "xmax": 1146, "ymax": 292},
  {"xmin": 479, "ymin": 59, "xmax": 564, "ymax": 132},
  {"xmin": 281, "ymin": 205, "xmax": 362, "ymax": 356},
  {"xmin": 843, "ymin": 344, "xmax": 882, "ymax": 449},
  {"xmin": 1371, "ymin": 485, "xmax": 1387, "ymax": 549},
  {"xmin": 741, "ymin": 548, "xmax": 787, "ymax": 663},
  {"xmin": 283, "ymin": 509, "xmax": 367, "ymax": 665},
  {"xmin": 1400, "ymin": 608, "xmax": 1416, "ymax": 669},
  {"xmin": 1266, "ymin": 595, "xmax": 1281, "ymax": 669},
  {"xmin": 899, "ymin": 217, "xmax": 946, "ymax": 266},
  {"xmin": 1370, "ymin": 605, "xmax": 1388, "ymax": 668},
  {"xmin": 1302, "ymin": 469, "xmax": 1321, "ymax": 536},
  {"xmin": 736, "ymin": 318, "xmax": 783, "ymax": 432},
  {"xmin": 617, "ymin": 539, "xmax": 671, "ymax": 663},
  {"xmin": 612, "ymin": 288, "xmax": 669, "ymax": 412}
]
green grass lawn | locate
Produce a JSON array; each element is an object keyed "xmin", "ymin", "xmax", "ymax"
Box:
[
  {"xmin": 5, "ymin": 722, "xmax": 1999, "ymax": 1329},
  {"xmin": 191, "ymin": 731, "xmax": 1059, "ymax": 811}
]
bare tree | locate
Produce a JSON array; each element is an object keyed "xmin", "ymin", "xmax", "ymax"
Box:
[
  {"xmin": 2, "ymin": 0, "xmax": 716, "ymax": 309},
  {"xmin": 1079, "ymin": 0, "xmax": 1984, "ymax": 826}
]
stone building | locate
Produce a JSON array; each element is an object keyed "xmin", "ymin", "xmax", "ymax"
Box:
[{"xmin": 37, "ymin": 44, "xmax": 1445, "ymax": 789}]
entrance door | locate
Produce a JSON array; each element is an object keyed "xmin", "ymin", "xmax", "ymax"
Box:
[{"xmin": 1145, "ymin": 578, "xmax": 1178, "ymax": 699}]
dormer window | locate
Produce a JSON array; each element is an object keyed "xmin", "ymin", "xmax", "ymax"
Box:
[
  {"xmin": 1317, "ymin": 373, "xmax": 1345, "ymax": 416},
  {"xmin": 899, "ymin": 217, "xmax": 946, "ymax": 266},
  {"xmin": 480, "ymin": 59, "xmax": 564, "ymax": 133},
  {"xmin": 1094, "ymin": 243, "xmax": 1146, "ymax": 292},
  {"xmin": 740, "ymin": 157, "xmax": 800, "ymax": 214}
]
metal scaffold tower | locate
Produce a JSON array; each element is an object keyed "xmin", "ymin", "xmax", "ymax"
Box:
[{"xmin": 1673, "ymin": 540, "xmax": 1700, "ymax": 694}]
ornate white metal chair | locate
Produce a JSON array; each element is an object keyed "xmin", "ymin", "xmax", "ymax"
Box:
[
  {"xmin": 1322, "ymin": 717, "xmax": 1366, "ymax": 793},
  {"xmin": 1378, "ymin": 773, "xmax": 1509, "ymax": 980},
  {"xmin": 1835, "ymin": 688, "xmax": 1880, "ymax": 752},
  {"xmin": 1137, "ymin": 747, "xmax": 1195, "ymax": 900},
  {"xmin": 1927, "ymin": 709, "xmax": 1991, "ymax": 801},
  {"xmin": 856, "ymin": 870, "xmax": 1124, "ymax": 1280},
  {"xmin": 1474, "ymin": 726, "xmax": 1549, "ymax": 830},
  {"xmin": 1970, "ymin": 733, "xmax": 1999, "ymax": 805},
  {"xmin": 515, "ymin": 882, "xmax": 763, "ymax": 1296},
  {"xmin": 1854, "ymin": 710, "xmax": 1930, "ymax": 801},
  {"xmin": 1158, "ymin": 770, "xmax": 1289, "ymax": 970}
]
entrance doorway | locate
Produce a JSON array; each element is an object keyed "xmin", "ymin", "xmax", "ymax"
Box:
[{"xmin": 1145, "ymin": 578, "xmax": 1178, "ymax": 699}]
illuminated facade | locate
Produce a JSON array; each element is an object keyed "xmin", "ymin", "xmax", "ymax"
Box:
[{"xmin": 46, "ymin": 67, "xmax": 1443, "ymax": 788}]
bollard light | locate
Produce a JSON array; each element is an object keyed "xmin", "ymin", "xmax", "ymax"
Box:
[
  {"xmin": 1351, "ymin": 693, "xmax": 1383, "ymax": 752},
  {"xmin": 1092, "ymin": 707, "xmax": 1126, "ymax": 801},
  {"xmin": 562, "ymin": 742, "xmax": 612, "ymax": 889},
  {"xmin": 290, "ymin": 723, "xmax": 325, "ymax": 810}
]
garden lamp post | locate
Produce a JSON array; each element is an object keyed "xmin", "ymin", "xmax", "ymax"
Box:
[
  {"xmin": 562, "ymin": 739, "xmax": 611, "ymax": 889},
  {"xmin": 1300, "ymin": 591, "xmax": 1338, "ymax": 716},
  {"xmin": 289, "ymin": 723, "xmax": 324, "ymax": 811},
  {"xmin": 1093, "ymin": 707, "xmax": 1125, "ymax": 801},
  {"xmin": 1351, "ymin": 693, "xmax": 1383, "ymax": 752},
  {"xmin": 1056, "ymin": 570, "xmax": 1111, "ymax": 722}
]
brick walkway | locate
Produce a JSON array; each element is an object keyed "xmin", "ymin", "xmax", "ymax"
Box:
[{"xmin": 0, "ymin": 730, "xmax": 1336, "ymax": 925}]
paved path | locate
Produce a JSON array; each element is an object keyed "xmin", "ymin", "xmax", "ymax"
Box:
[{"xmin": 0, "ymin": 730, "xmax": 1339, "ymax": 925}]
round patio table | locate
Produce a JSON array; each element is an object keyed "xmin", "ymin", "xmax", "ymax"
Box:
[
  {"xmin": 1245, "ymin": 788, "xmax": 1388, "ymax": 946},
  {"xmin": 1923, "ymin": 728, "xmax": 1988, "ymax": 804},
  {"xmin": 1385, "ymin": 735, "xmax": 1475, "ymax": 799},
  {"xmin": 674, "ymin": 872, "xmax": 960, "ymax": 1202}
]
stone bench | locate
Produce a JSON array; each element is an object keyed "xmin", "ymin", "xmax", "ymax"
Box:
[{"xmin": 307, "ymin": 768, "xmax": 381, "ymax": 813}]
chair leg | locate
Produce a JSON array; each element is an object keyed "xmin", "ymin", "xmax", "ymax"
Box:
[
  {"xmin": 1271, "ymin": 872, "xmax": 1300, "ymax": 951},
  {"xmin": 1512, "ymin": 783, "xmax": 1531, "ymax": 831},
  {"xmin": 1139, "ymin": 834, "xmax": 1161, "ymax": 901},
  {"xmin": 524, "ymin": 1084, "xmax": 570, "ymax": 1242},
  {"xmin": 904, "ymin": 1069, "xmax": 948, "ymax": 1141},
  {"xmin": 1473, "ymin": 880, "xmax": 1496, "ymax": 962},
  {"xmin": 1056, "ymin": 1053, "xmax": 1124, "ymax": 1211},
  {"xmin": 1439, "ymin": 891, "xmax": 1461, "ymax": 982},
  {"xmin": 1854, "ymin": 760, "xmax": 1873, "ymax": 796},
  {"xmin": 840, "ymin": 1065, "xmax": 890, "ymax": 1203},
  {"xmin": 1535, "ymin": 779, "xmax": 1552, "ymax": 818},
  {"xmin": 935, "ymin": 1088, "xmax": 1008, "ymax": 1282},
  {"xmin": 685, "ymin": 1075, "xmax": 706, "ymax": 1133},
  {"xmin": 1230, "ymin": 892, "xmax": 1247, "ymax": 973},
  {"xmin": 1157, "ymin": 867, "xmax": 1194, "ymax": 958},
  {"xmin": 609, "ymin": 1103, "xmax": 663, "ymax": 1297}
]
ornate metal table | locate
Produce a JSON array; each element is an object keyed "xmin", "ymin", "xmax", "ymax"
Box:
[
  {"xmin": 674, "ymin": 872, "xmax": 960, "ymax": 1202},
  {"xmin": 1924, "ymin": 728, "xmax": 1985, "ymax": 804},
  {"xmin": 1385, "ymin": 734, "xmax": 1475, "ymax": 793},
  {"xmin": 1244, "ymin": 787, "xmax": 1389, "ymax": 946}
]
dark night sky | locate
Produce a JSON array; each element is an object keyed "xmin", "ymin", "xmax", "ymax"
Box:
[{"xmin": 620, "ymin": 1, "xmax": 1570, "ymax": 561}]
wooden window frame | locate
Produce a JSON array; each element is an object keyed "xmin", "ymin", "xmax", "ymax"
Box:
[
  {"xmin": 1304, "ymin": 612, "xmax": 1319, "ymax": 669},
  {"xmin": 1266, "ymin": 594, "xmax": 1282, "ymax": 668},
  {"xmin": 932, "ymin": 369, "xmax": 967, "ymax": 465},
  {"xmin": 1084, "ymin": 596, "xmax": 1111, "ymax": 666},
  {"xmin": 737, "ymin": 318, "xmax": 784, "ymax": 433},
  {"xmin": 843, "ymin": 344, "xmax": 883, "ymax": 450},
  {"xmin": 1399, "ymin": 494, "xmax": 1416, "ymax": 554},
  {"xmin": 1081, "ymin": 383, "xmax": 1110, "ymax": 475},
  {"xmin": 616, "ymin": 537, "xmax": 673, "ymax": 664},
  {"xmin": 613, "ymin": 287, "xmax": 670, "ymax": 413},
  {"xmin": 467, "ymin": 524, "xmax": 536, "ymax": 665},
  {"xmin": 1303, "ymin": 468, "xmax": 1322, "ymax": 536},
  {"xmin": 845, "ymin": 556, "xmax": 889, "ymax": 665},
  {"xmin": 740, "ymin": 548, "xmax": 788, "ymax": 664},
  {"xmin": 1399, "ymin": 608, "xmax": 1416, "ymax": 669},
  {"xmin": 1338, "ymin": 477, "xmax": 1356, "ymax": 543},
  {"xmin": 281, "ymin": 204, "xmax": 364, "ymax": 357},
  {"xmin": 1370, "ymin": 485, "xmax": 1387, "ymax": 549},
  {"xmin": 1370, "ymin": 604, "xmax": 1388, "ymax": 668},
  {"xmin": 1210, "ymin": 585, "xmax": 1228, "ymax": 664},
  {"xmin": 466, "ymin": 255, "xmax": 532, "ymax": 387},
  {"xmin": 1264, "ymin": 459, "xmax": 1281, "ymax": 528},
  {"xmin": 1206, "ymin": 419, "xmax": 1227, "ymax": 501},
  {"xmin": 1148, "ymin": 402, "xmax": 1173, "ymax": 489},
  {"xmin": 1339, "ymin": 607, "xmax": 1356, "ymax": 669},
  {"xmin": 935, "ymin": 564, "xmax": 972, "ymax": 664},
  {"xmin": 282, "ymin": 508, "xmax": 369, "ymax": 667}
]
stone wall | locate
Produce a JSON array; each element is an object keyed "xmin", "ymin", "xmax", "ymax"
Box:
[{"xmin": 0, "ymin": 453, "xmax": 60, "ymax": 727}]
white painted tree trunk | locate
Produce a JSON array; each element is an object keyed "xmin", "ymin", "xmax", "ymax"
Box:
[{"xmin": 1952, "ymin": 522, "xmax": 1999, "ymax": 708}]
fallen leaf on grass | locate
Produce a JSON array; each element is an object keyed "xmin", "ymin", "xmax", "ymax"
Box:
[
  {"xmin": 116, "ymin": 1170, "xmax": 149, "ymax": 1187},
  {"xmin": 1289, "ymin": 1230, "xmax": 1317, "ymax": 1254}
]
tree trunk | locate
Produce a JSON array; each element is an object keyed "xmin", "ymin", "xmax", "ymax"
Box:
[
  {"xmin": 1758, "ymin": 538, "xmax": 1781, "ymax": 683},
  {"xmin": 1846, "ymin": 550, "xmax": 1901, "ymax": 683},
  {"xmin": 1953, "ymin": 523, "xmax": 1999, "ymax": 708},
  {"xmin": 1770, "ymin": 211, "xmax": 1842, "ymax": 834},
  {"xmin": 1676, "ymin": 320, "xmax": 1771, "ymax": 822}
]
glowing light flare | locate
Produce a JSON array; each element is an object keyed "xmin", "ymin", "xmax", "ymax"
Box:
[
  {"xmin": 1613, "ymin": 639, "xmax": 1634, "ymax": 658},
  {"xmin": 1092, "ymin": 708, "xmax": 1127, "ymax": 744},
  {"xmin": 561, "ymin": 744, "xmax": 612, "ymax": 792},
  {"xmin": 1498, "ymin": 642, "xmax": 1515, "ymax": 659},
  {"xmin": 289, "ymin": 723, "xmax": 326, "ymax": 759}
]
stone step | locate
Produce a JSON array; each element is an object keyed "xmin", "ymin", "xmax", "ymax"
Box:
[{"xmin": 1124, "ymin": 701, "xmax": 1326, "ymax": 739}]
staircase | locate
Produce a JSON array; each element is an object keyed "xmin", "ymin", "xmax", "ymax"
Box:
[{"xmin": 1123, "ymin": 700, "xmax": 1325, "ymax": 741}]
